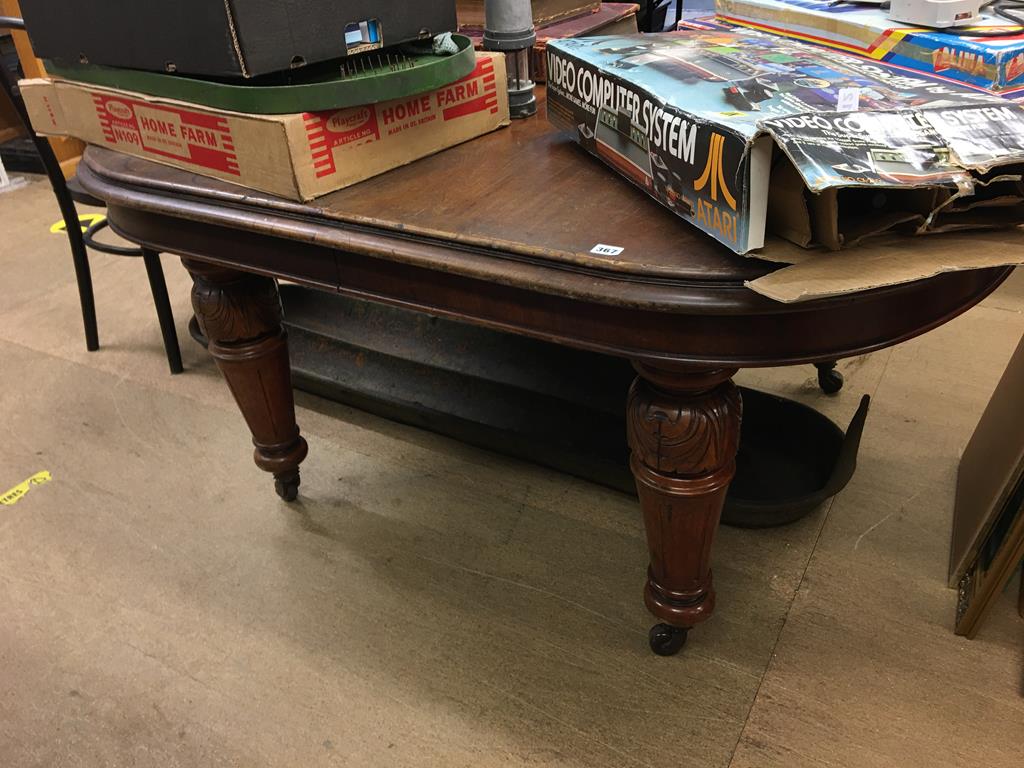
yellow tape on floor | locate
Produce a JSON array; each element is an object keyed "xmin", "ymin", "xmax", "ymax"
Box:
[
  {"xmin": 0, "ymin": 471, "xmax": 52, "ymax": 506},
  {"xmin": 50, "ymin": 214, "xmax": 106, "ymax": 234}
]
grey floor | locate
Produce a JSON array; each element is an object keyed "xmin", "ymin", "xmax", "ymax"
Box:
[{"xmin": 1, "ymin": 175, "xmax": 1023, "ymax": 767}]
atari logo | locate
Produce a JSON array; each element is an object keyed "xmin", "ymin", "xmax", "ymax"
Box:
[{"xmin": 694, "ymin": 133, "xmax": 737, "ymax": 211}]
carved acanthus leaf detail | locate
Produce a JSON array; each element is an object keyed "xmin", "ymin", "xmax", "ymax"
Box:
[
  {"xmin": 626, "ymin": 378, "xmax": 742, "ymax": 477},
  {"xmin": 190, "ymin": 272, "xmax": 283, "ymax": 344}
]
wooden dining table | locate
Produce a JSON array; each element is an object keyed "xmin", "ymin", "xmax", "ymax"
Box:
[{"xmin": 78, "ymin": 97, "xmax": 1012, "ymax": 656}]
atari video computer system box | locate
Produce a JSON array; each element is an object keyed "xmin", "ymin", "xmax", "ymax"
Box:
[
  {"xmin": 17, "ymin": 0, "xmax": 459, "ymax": 78},
  {"xmin": 20, "ymin": 54, "xmax": 510, "ymax": 202},
  {"xmin": 546, "ymin": 30, "xmax": 1024, "ymax": 254}
]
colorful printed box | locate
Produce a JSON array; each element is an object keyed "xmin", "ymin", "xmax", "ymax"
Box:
[
  {"xmin": 716, "ymin": 0, "xmax": 1024, "ymax": 95},
  {"xmin": 546, "ymin": 30, "xmax": 1024, "ymax": 254}
]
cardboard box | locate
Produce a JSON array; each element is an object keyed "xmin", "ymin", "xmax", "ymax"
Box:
[
  {"xmin": 458, "ymin": 0, "xmax": 600, "ymax": 29},
  {"xmin": 18, "ymin": 0, "xmax": 458, "ymax": 79},
  {"xmin": 546, "ymin": 31, "xmax": 1024, "ymax": 254},
  {"xmin": 716, "ymin": 0, "xmax": 1024, "ymax": 96},
  {"xmin": 20, "ymin": 54, "xmax": 509, "ymax": 202}
]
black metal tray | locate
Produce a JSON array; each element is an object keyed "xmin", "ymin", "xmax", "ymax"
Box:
[{"xmin": 270, "ymin": 284, "xmax": 870, "ymax": 528}]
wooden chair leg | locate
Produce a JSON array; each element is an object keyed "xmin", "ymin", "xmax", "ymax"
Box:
[{"xmin": 141, "ymin": 248, "xmax": 183, "ymax": 374}]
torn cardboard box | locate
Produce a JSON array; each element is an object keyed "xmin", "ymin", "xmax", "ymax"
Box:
[
  {"xmin": 546, "ymin": 30, "xmax": 1024, "ymax": 255},
  {"xmin": 20, "ymin": 54, "xmax": 509, "ymax": 202}
]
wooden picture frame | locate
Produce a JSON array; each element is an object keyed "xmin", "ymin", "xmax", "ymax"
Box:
[{"xmin": 955, "ymin": 477, "xmax": 1024, "ymax": 637}]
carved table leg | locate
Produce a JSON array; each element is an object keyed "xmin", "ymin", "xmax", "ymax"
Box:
[
  {"xmin": 183, "ymin": 259, "xmax": 308, "ymax": 500},
  {"xmin": 626, "ymin": 363, "xmax": 742, "ymax": 655}
]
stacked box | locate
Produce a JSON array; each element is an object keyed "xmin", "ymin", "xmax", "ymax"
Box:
[
  {"xmin": 21, "ymin": 54, "xmax": 510, "ymax": 202},
  {"xmin": 717, "ymin": 0, "xmax": 1024, "ymax": 96}
]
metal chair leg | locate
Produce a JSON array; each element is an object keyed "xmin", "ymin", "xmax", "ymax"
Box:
[
  {"xmin": 0, "ymin": 17, "xmax": 98, "ymax": 351},
  {"xmin": 141, "ymin": 249, "xmax": 184, "ymax": 374},
  {"xmin": 65, "ymin": 208, "xmax": 99, "ymax": 351}
]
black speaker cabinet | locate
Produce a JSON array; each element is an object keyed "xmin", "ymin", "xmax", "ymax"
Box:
[{"xmin": 18, "ymin": 1, "xmax": 459, "ymax": 79}]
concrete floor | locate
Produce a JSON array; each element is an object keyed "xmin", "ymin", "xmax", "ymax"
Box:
[{"xmin": 1, "ymin": 174, "xmax": 1023, "ymax": 767}]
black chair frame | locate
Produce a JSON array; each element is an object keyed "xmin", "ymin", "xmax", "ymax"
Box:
[{"xmin": 0, "ymin": 15, "xmax": 182, "ymax": 373}]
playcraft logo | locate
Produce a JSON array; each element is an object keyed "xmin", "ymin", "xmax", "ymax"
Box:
[{"xmin": 104, "ymin": 100, "xmax": 133, "ymax": 120}]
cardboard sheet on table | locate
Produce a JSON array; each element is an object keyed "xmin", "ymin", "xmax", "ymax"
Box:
[{"xmin": 746, "ymin": 230, "xmax": 1024, "ymax": 302}]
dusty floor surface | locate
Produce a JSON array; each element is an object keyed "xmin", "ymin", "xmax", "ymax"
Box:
[{"xmin": 1, "ymin": 176, "xmax": 1022, "ymax": 767}]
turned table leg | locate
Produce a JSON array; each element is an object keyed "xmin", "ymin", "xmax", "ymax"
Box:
[
  {"xmin": 183, "ymin": 259, "xmax": 309, "ymax": 500},
  {"xmin": 626, "ymin": 363, "xmax": 742, "ymax": 655}
]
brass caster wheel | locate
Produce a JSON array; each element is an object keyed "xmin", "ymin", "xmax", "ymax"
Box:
[
  {"xmin": 816, "ymin": 362, "xmax": 844, "ymax": 395},
  {"xmin": 649, "ymin": 623, "xmax": 689, "ymax": 656},
  {"xmin": 274, "ymin": 471, "xmax": 300, "ymax": 502}
]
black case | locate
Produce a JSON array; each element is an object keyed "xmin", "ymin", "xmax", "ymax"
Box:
[{"xmin": 18, "ymin": 1, "xmax": 458, "ymax": 79}]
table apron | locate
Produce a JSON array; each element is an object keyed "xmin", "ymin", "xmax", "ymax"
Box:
[{"xmin": 104, "ymin": 203, "xmax": 1012, "ymax": 368}]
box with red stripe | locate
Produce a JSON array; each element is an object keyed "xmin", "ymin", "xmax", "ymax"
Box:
[
  {"xmin": 301, "ymin": 55, "xmax": 507, "ymax": 184},
  {"xmin": 19, "ymin": 52, "xmax": 510, "ymax": 202},
  {"xmin": 91, "ymin": 93, "xmax": 241, "ymax": 175}
]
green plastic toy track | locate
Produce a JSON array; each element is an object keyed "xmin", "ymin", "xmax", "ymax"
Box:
[{"xmin": 45, "ymin": 36, "xmax": 477, "ymax": 114}]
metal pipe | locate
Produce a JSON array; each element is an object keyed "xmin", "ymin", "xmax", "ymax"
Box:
[{"xmin": 482, "ymin": 0, "xmax": 537, "ymax": 119}]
